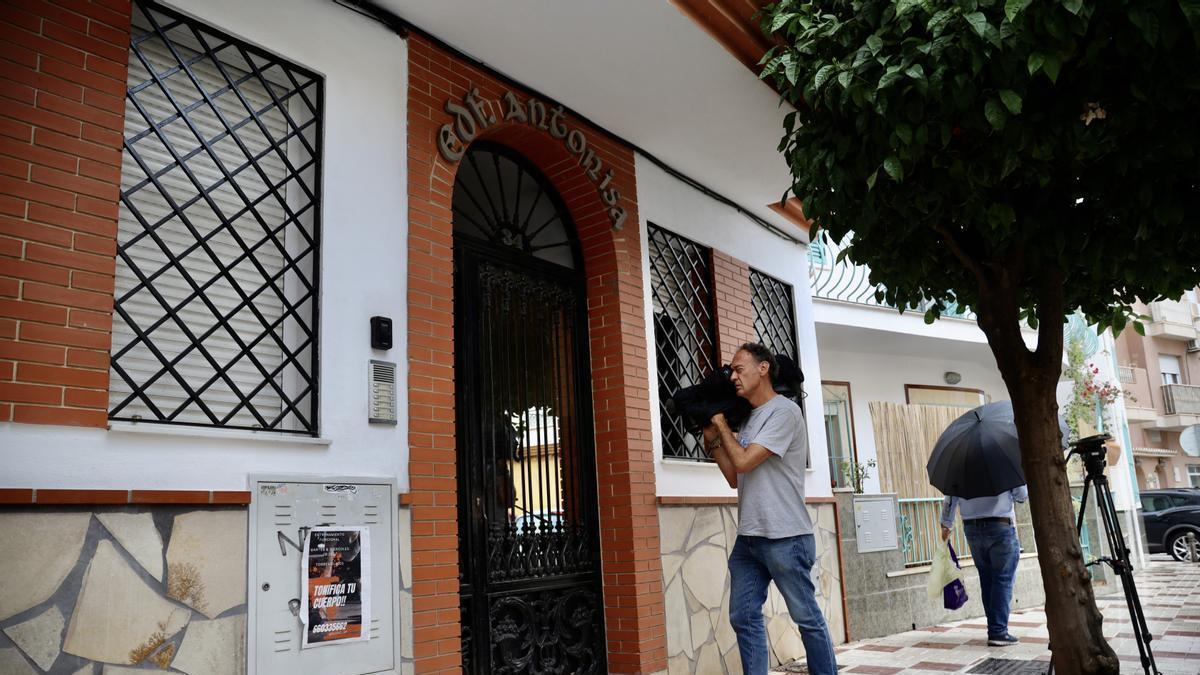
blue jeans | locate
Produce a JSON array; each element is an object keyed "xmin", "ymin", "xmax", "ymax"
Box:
[
  {"xmin": 963, "ymin": 520, "xmax": 1020, "ymax": 638},
  {"xmin": 728, "ymin": 534, "xmax": 838, "ymax": 675}
]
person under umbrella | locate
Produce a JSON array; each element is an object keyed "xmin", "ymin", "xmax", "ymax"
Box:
[{"xmin": 928, "ymin": 401, "xmax": 1068, "ymax": 647}]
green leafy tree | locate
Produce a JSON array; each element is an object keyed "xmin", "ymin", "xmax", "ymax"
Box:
[{"xmin": 759, "ymin": 1, "xmax": 1200, "ymax": 672}]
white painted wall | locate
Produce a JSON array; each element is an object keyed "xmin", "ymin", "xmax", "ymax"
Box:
[
  {"xmin": 635, "ymin": 155, "xmax": 833, "ymax": 499},
  {"xmin": 818, "ymin": 345, "xmax": 1009, "ymax": 495},
  {"xmin": 0, "ymin": 0, "xmax": 411, "ymax": 491}
]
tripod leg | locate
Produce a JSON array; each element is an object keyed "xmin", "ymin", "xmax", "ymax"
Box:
[
  {"xmin": 1075, "ymin": 479, "xmax": 1091, "ymax": 540},
  {"xmin": 1094, "ymin": 477, "xmax": 1160, "ymax": 675}
]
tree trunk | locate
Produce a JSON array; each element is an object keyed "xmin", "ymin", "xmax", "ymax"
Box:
[
  {"xmin": 975, "ymin": 275, "xmax": 1119, "ymax": 675},
  {"xmin": 1007, "ymin": 378, "xmax": 1118, "ymax": 674}
]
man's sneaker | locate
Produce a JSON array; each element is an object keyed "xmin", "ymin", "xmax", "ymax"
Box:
[{"xmin": 987, "ymin": 633, "xmax": 1020, "ymax": 646}]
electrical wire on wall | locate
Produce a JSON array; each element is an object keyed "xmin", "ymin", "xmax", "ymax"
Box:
[{"xmin": 330, "ymin": 0, "xmax": 806, "ymax": 248}]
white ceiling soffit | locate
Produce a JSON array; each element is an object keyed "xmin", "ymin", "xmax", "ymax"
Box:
[
  {"xmin": 373, "ymin": 0, "xmax": 804, "ymax": 241},
  {"xmin": 815, "ymin": 321, "xmax": 999, "ymax": 363}
]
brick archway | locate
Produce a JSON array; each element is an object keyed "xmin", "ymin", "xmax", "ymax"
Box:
[{"xmin": 406, "ymin": 35, "xmax": 666, "ymax": 674}]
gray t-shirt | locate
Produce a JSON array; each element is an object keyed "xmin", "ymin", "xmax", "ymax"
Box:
[{"xmin": 735, "ymin": 394, "xmax": 814, "ymax": 538}]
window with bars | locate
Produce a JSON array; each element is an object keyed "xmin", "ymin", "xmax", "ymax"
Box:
[
  {"xmin": 108, "ymin": 0, "xmax": 323, "ymax": 434},
  {"xmin": 648, "ymin": 224, "xmax": 718, "ymax": 461},
  {"xmin": 750, "ymin": 269, "xmax": 809, "ymax": 466},
  {"xmin": 750, "ymin": 269, "xmax": 798, "ymax": 364}
]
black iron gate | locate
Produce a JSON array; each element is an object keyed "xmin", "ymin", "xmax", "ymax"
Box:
[{"xmin": 452, "ymin": 144, "xmax": 605, "ymax": 674}]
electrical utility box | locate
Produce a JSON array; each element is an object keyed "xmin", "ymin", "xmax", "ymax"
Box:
[
  {"xmin": 853, "ymin": 495, "xmax": 899, "ymax": 553},
  {"xmin": 249, "ymin": 475, "xmax": 399, "ymax": 675}
]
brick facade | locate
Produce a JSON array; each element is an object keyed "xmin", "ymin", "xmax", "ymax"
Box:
[
  {"xmin": 2, "ymin": 8, "xmax": 770, "ymax": 672},
  {"xmin": 407, "ymin": 34, "xmax": 667, "ymax": 673},
  {"xmin": 0, "ymin": 0, "xmax": 131, "ymax": 427},
  {"xmin": 712, "ymin": 249, "xmax": 755, "ymax": 361}
]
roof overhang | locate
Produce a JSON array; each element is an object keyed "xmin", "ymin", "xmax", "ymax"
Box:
[
  {"xmin": 369, "ymin": 0, "xmax": 805, "ymax": 242},
  {"xmin": 667, "ymin": 0, "xmax": 779, "ymax": 77}
]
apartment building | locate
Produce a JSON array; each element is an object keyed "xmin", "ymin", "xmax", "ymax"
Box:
[{"xmin": 1117, "ymin": 292, "xmax": 1200, "ymax": 490}]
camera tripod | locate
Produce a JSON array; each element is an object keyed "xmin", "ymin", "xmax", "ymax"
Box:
[{"xmin": 1047, "ymin": 434, "xmax": 1160, "ymax": 675}]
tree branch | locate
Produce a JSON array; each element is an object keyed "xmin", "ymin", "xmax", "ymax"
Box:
[
  {"xmin": 1005, "ymin": 242, "xmax": 1025, "ymax": 281},
  {"xmin": 1034, "ymin": 268, "xmax": 1067, "ymax": 374},
  {"xmin": 974, "ymin": 261, "xmax": 1037, "ymax": 379},
  {"xmin": 931, "ymin": 222, "xmax": 989, "ymax": 290}
]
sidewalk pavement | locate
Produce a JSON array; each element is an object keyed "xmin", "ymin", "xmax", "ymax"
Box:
[{"xmin": 778, "ymin": 555, "xmax": 1200, "ymax": 674}]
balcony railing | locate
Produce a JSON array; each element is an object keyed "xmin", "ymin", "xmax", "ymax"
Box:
[
  {"xmin": 1162, "ymin": 383, "xmax": 1200, "ymax": 416},
  {"xmin": 809, "ymin": 229, "xmax": 976, "ymax": 320},
  {"xmin": 898, "ymin": 497, "xmax": 1038, "ymax": 568},
  {"xmin": 897, "ymin": 498, "xmax": 971, "ymax": 567},
  {"xmin": 1150, "ymin": 299, "xmax": 1197, "ymax": 325},
  {"xmin": 1147, "ymin": 299, "xmax": 1199, "ymax": 341}
]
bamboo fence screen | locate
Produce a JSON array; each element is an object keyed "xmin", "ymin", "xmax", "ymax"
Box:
[{"xmin": 868, "ymin": 401, "xmax": 965, "ymax": 498}]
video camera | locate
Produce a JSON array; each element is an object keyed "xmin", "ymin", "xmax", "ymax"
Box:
[
  {"xmin": 1068, "ymin": 433, "xmax": 1112, "ymax": 480},
  {"xmin": 663, "ymin": 353, "xmax": 804, "ymax": 433}
]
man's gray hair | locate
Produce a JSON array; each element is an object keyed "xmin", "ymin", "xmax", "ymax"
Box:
[{"xmin": 738, "ymin": 342, "xmax": 778, "ymax": 383}]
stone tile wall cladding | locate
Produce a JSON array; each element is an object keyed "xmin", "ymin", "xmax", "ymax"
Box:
[
  {"xmin": 0, "ymin": 507, "xmax": 247, "ymax": 674},
  {"xmin": 659, "ymin": 502, "xmax": 845, "ymax": 674},
  {"xmin": 397, "ymin": 505, "xmax": 414, "ymax": 675},
  {"xmin": 835, "ymin": 490, "xmax": 1113, "ymax": 642}
]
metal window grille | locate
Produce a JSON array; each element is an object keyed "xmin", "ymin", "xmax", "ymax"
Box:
[
  {"xmin": 751, "ymin": 269, "xmax": 810, "ymax": 465},
  {"xmin": 750, "ymin": 269, "xmax": 798, "ymax": 362},
  {"xmin": 648, "ymin": 224, "xmax": 718, "ymax": 461},
  {"xmin": 108, "ymin": 0, "xmax": 323, "ymax": 434}
]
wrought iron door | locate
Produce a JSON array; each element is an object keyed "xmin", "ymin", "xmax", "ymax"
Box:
[{"xmin": 453, "ymin": 144, "xmax": 605, "ymax": 674}]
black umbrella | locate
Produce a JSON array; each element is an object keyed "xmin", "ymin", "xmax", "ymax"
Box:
[{"xmin": 926, "ymin": 400, "xmax": 1069, "ymax": 499}]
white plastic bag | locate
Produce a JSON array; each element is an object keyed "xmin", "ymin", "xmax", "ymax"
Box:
[{"xmin": 926, "ymin": 541, "xmax": 964, "ymax": 600}]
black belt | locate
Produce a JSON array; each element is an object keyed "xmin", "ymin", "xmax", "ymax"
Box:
[{"xmin": 964, "ymin": 517, "xmax": 1012, "ymax": 526}]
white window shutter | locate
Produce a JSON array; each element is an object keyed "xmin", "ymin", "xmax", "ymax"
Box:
[{"xmin": 109, "ymin": 4, "xmax": 319, "ymax": 432}]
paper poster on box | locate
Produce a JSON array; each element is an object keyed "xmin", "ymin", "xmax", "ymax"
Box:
[{"xmin": 300, "ymin": 526, "xmax": 371, "ymax": 647}]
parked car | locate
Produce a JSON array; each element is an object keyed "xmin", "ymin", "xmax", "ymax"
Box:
[
  {"xmin": 1140, "ymin": 488, "xmax": 1200, "ymax": 561},
  {"xmin": 514, "ymin": 510, "xmax": 564, "ymax": 535}
]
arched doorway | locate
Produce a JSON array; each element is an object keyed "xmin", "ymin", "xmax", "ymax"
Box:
[{"xmin": 452, "ymin": 141, "xmax": 606, "ymax": 674}]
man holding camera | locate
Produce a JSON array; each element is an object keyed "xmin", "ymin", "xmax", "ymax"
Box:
[{"xmin": 702, "ymin": 342, "xmax": 837, "ymax": 675}]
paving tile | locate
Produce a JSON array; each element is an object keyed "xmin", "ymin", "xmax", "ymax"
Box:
[
  {"xmin": 913, "ymin": 642, "xmax": 962, "ymax": 650},
  {"xmin": 778, "ymin": 559, "xmax": 1200, "ymax": 674},
  {"xmin": 857, "ymin": 645, "xmax": 906, "ymax": 653}
]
